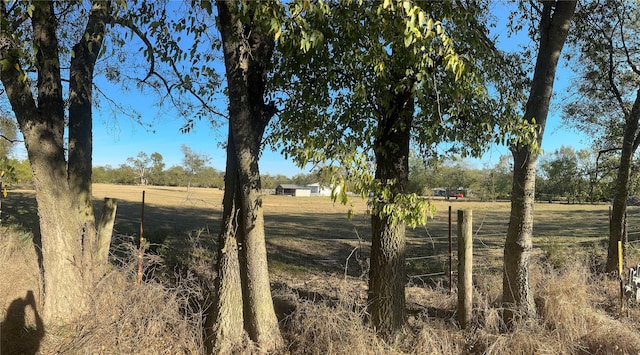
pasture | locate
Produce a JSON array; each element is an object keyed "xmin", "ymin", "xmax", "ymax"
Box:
[
  {"xmin": 3, "ymin": 184, "xmax": 640, "ymax": 353},
  {"xmin": 3, "ymin": 183, "xmax": 623, "ymax": 278}
]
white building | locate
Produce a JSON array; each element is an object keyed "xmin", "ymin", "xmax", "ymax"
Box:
[{"xmin": 274, "ymin": 182, "xmax": 340, "ymax": 197}]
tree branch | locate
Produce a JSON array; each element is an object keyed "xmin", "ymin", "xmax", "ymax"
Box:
[
  {"xmin": 110, "ymin": 14, "xmax": 227, "ymax": 121},
  {"xmin": 110, "ymin": 16, "xmax": 163, "ymax": 87},
  {"xmin": 617, "ymin": 4, "xmax": 640, "ymax": 76},
  {"xmin": 168, "ymin": 58, "xmax": 228, "ymax": 119},
  {"xmin": 0, "ymin": 134, "xmax": 22, "ymax": 144},
  {"xmin": 606, "ymin": 32, "xmax": 628, "ymax": 117}
]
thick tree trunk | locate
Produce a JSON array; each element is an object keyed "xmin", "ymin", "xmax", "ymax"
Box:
[
  {"xmin": 369, "ymin": 215, "xmax": 406, "ymax": 336},
  {"xmin": 606, "ymin": 91, "xmax": 640, "ymax": 272},
  {"xmin": 502, "ymin": 1, "xmax": 575, "ymax": 324},
  {"xmin": 25, "ymin": 2, "xmax": 87, "ymax": 324},
  {"xmin": 215, "ymin": 1, "xmax": 282, "ymax": 351},
  {"xmin": 503, "ymin": 148, "xmax": 537, "ymax": 322},
  {"xmin": 368, "ymin": 91, "xmax": 413, "ymax": 338},
  {"xmin": 0, "ymin": 0, "xmax": 112, "ymax": 324},
  {"xmin": 234, "ymin": 132, "xmax": 279, "ymax": 348},
  {"xmin": 207, "ymin": 127, "xmax": 244, "ymax": 352},
  {"xmin": 69, "ymin": 0, "xmax": 110, "ymax": 280}
]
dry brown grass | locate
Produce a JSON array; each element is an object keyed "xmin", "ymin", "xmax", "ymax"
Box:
[
  {"xmin": 0, "ymin": 225, "xmax": 43, "ymax": 355},
  {"xmin": 43, "ymin": 268, "xmax": 206, "ymax": 354},
  {"xmin": 0, "ymin": 227, "xmax": 211, "ymax": 354},
  {"xmin": 4, "ymin": 185, "xmax": 640, "ymax": 353}
]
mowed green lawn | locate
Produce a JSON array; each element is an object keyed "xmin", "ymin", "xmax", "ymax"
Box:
[{"xmin": 3, "ymin": 184, "xmax": 634, "ymax": 279}]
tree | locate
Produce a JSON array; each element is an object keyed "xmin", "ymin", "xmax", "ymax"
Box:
[
  {"xmin": 480, "ymin": 155, "xmax": 512, "ymax": 201},
  {"xmin": 272, "ymin": 0, "xmax": 520, "ymax": 337},
  {"xmin": 503, "ymin": 1, "xmax": 576, "ymax": 323},
  {"xmin": 148, "ymin": 152, "xmax": 165, "ymax": 185},
  {"xmin": 209, "ymin": 1, "xmax": 283, "ymax": 351},
  {"xmin": 127, "ymin": 151, "xmax": 152, "ymax": 185},
  {"xmin": 261, "ymin": 173, "xmax": 293, "ymax": 189},
  {"xmin": 439, "ymin": 159, "xmax": 482, "ymax": 199},
  {"xmin": 0, "ymin": 0, "xmax": 117, "ymax": 324},
  {"xmin": 291, "ymin": 173, "xmax": 314, "ymax": 186},
  {"xmin": 163, "ymin": 165, "xmax": 187, "ymax": 187},
  {"xmin": 586, "ymin": 149, "xmax": 619, "ymax": 202},
  {"xmin": 0, "ymin": 115, "xmax": 18, "ymax": 183},
  {"xmin": 7, "ymin": 158, "xmax": 32, "ymax": 185},
  {"xmin": 564, "ymin": 0, "xmax": 640, "ymax": 272},
  {"xmin": 407, "ymin": 153, "xmax": 430, "ymax": 195},
  {"xmin": 538, "ymin": 146, "xmax": 585, "ymax": 203},
  {"xmin": 180, "ymin": 144, "xmax": 210, "ymax": 192}
]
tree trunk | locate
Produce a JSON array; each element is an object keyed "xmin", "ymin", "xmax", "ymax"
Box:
[
  {"xmin": 69, "ymin": 0, "xmax": 110, "ymax": 281},
  {"xmin": 606, "ymin": 90, "xmax": 640, "ymax": 272},
  {"xmin": 369, "ymin": 215, "xmax": 406, "ymax": 336},
  {"xmin": 503, "ymin": 0, "xmax": 575, "ymax": 324},
  {"xmin": 503, "ymin": 148, "xmax": 537, "ymax": 322},
  {"xmin": 0, "ymin": 0, "xmax": 112, "ymax": 324},
  {"xmin": 215, "ymin": 1, "xmax": 282, "ymax": 351},
  {"xmin": 207, "ymin": 127, "xmax": 244, "ymax": 352},
  {"xmin": 234, "ymin": 123, "xmax": 279, "ymax": 348},
  {"xmin": 368, "ymin": 90, "xmax": 413, "ymax": 338}
]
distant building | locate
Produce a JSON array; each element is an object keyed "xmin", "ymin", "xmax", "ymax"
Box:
[
  {"xmin": 305, "ymin": 182, "xmax": 335, "ymax": 196},
  {"xmin": 275, "ymin": 184, "xmax": 312, "ymax": 196},
  {"xmin": 432, "ymin": 188, "xmax": 447, "ymax": 197},
  {"xmin": 275, "ymin": 182, "xmax": 339, "ymax": 197}
]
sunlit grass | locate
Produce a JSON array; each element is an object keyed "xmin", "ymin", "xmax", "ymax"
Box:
[{"xmin": 4, "ymin": 185, "xmax": 640, "ymax": 353}]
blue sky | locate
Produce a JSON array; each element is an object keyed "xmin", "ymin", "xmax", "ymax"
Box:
[
  {"xmin": 90, "ymin": 3, "xmax": 590, "ymax": 177},
  {"xmin": 11, "ymin": 2, "xmax": 589, "ymax": 177}
]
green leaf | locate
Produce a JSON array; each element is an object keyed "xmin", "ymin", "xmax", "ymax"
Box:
[
  {"xmin": 201, "ymin": 0, "xmax": 212, "ymax": 15},
  {"xmin": 402, "ymin": 0, "xmax": 411, "ymax": 14},
  {"xmin": 0, "ymin": 59, "xmax": 10, "ymax": 71},
  {"xmin": 404, "ymin": 34, "xmax": 412, "ymax": 47}
]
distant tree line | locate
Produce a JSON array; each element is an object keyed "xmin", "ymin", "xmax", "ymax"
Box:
[
  {"xmin": 90, "ymin": 145, "xmax": 336, "ymax": 190},
  {"xmin": 407, "ymin": 146, "xmax": 637, "ymax": 204},
  {"xmin": 95, "ymin": 144, "xmax": 639, "ymax": 205},
  {"xmin": 4, "ymin": 144, "xmax": 632, "ymax": 205}
]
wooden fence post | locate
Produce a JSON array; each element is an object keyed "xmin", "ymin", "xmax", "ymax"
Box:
[
  {"xmin": 96, "ymin": 198, "xmax": 117, "ymax": 268},
  {"xmin": 457, "ymin": 209, "xmax": 473, "ymax": 329}
]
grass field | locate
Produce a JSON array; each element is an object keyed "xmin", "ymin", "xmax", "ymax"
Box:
[
  {"xmin": 4, "ymin": 183, "xmax": 625, "ymax": 278},
  {"xmin": 3, "ymin": 184, "xmax": 640, "ymax": 353}
]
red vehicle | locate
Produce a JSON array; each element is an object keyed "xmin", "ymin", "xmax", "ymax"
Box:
[{"xmin": 450, "ymin": 192, "xmax": 464, "ymax": 198}]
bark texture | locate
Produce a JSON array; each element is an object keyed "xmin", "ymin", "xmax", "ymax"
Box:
[
  {"xmin": 214, "ymin": 0, "xmax": 282, "ymax": 351},
  {"xmin": 0, "ymin": 0, "xmax": 113, "ymax": 324},
  {"xmin": 207, "ymin": 128, "xmax": 244, "ymax": 352},
  {"xmin": 503, "ymin": 0, "xmax": 576, "ymax": 324},
  {"xmin": 606, "ymin": 91, "xmax": 640, "ymax": 272},
  {"xmin": 368, "ymin": 87, "xmax": 413, "ymax": 338}
]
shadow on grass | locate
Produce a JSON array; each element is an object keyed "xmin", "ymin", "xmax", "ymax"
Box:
[
  {"xmin": 3, "ymin": 190, "xmax": 617, "ymax": 290},
  {"xmin": 0, "ymin": 290, "xmax": 44, "ymax": 355},
  {"xmin": 264, "ymin": 211, "xmax": 372, "ymax": 278},
  {"xmin": 3, "ymin": 190, "xmax": 221, "ymax": 250}
]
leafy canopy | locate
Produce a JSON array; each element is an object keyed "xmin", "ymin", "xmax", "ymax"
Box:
[{"xmin": 269, "ymin": 0, "xmax": 525, "ymax": 227}]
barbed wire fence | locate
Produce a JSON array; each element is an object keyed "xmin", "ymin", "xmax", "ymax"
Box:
[{"xmin": 405, "ymin": 204, "xmax": 640, "ymax": 290}]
